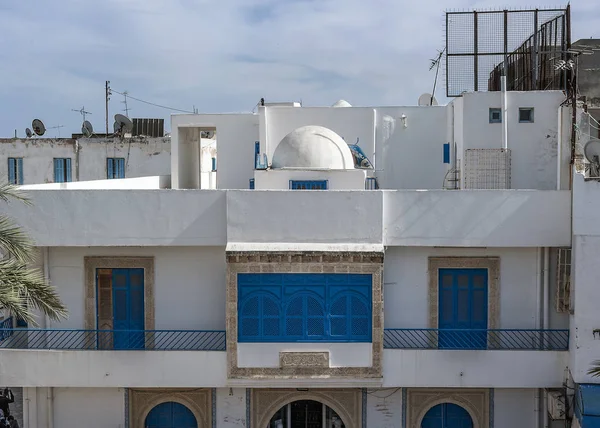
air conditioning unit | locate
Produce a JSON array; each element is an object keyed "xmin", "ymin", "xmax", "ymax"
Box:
[{"xmin": 548, "ymin": 391, "xmax": 566, "ymax": 420}]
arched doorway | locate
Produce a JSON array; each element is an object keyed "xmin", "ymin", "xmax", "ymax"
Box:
[
  {"xmin": 267, "ymin": 400, "xmax": 346, "ymax": 428},
  {"xmin": 421, "ymin": 403, "xmax": 473, "ymax": 428},
  {"xmin": 145, "ymin": 401, "xmax": 198, "ymax": 428}
]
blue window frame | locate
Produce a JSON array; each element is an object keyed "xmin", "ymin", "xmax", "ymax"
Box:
[
  {"xmin": 290, "ymin": 180, "xmax": 328, "ymax": 190},
  {"xmin": 238, "ymin": 273, "xmax": 372, "ymax": 342},
  {"xmin": 249, "ymin": 178, "xmax": 255, "ymax": 189},
  {"xmin": 107, "ymin": 158, "xmax": 125, "ymax": 179},
  {"xmin": 8, "ymin": 158, "xmax": 23, "ymax": 185},
  {"xmin": 438, "ymin": 268, "xmax": 488, "ymax": 349},
  {"xmin": 489, "ymin": 108, "xmax": 502, "ymax": 123},
  {"xmin": 53, "ymin": 158, "xmax": 72, "ymax": 183}
]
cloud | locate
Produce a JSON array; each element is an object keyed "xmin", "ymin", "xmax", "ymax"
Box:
[{"xmin": 0, "ymin": 0, "xmax": 598, "ymax": 136}]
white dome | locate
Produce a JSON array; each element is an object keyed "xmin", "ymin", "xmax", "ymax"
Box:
[
  {"xmin": 332, "ymin": 99, "xmax": 352, "ymax": 107},
  {"xmin": 271, "ymin": 125, "xmax": 355, "ymax": 170}
]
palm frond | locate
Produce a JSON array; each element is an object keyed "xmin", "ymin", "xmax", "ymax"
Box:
[
  {"xmin": 588, "ymin": 361, "xmax": 600, "ymax": 377},
  {"xmin": 0, "ymin": 216, "xmax": 36, "ymax": 263},
  {"xmin": 0, "ymin": 259, "xmax": 68, "ymax": 325},
  {"xmin": 0, "ymin": 182, "xmax": 31, "ymax": 205}
]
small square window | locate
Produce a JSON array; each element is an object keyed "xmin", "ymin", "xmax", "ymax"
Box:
[
  {"xmin": 519, "ymin": 108, "xmax": 534, "ymax": 123},
  {"xmin": 489, "ymin": 108, "xmax": 502, "ymax": 123}
]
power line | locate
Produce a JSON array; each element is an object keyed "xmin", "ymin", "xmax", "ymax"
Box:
[{"xmin": 110, "ymin": 89, "xmax": 194, "ymax": 114}]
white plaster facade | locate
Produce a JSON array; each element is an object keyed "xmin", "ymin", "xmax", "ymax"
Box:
[{"xmin": 0, "ymin": 90, "xmax": 592, "ymax": 428}]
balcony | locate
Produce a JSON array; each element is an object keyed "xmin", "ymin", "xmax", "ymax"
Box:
[
  {"xmin": 382, "ymin": 328, "xmax": 569, "ymax": 388},
  {"xmin": 383, "ymin": 328, "xmax": 569, "ymax": 351}
]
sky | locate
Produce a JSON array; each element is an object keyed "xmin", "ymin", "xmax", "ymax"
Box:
[{"xmin": 0, "ymin": 0, "xmax": 599, "ymax": 137}]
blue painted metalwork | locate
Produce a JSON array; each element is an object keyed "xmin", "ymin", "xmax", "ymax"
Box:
[
  {"xmin": 289, "ymin": 180, "xmax": 328, "ymax": 190},
  {"xmin": 443, "ymin": 143, "xmax": 451, "ymax": 164},
  {"xmin": 489, "ymin": 108, "xmax": 502, "ymax": 123},
  {"xmin": 0, "ymin": 318, "xmax": 13, "ymax": 341},
  {"xmin": 383, "ymin": 328, "xmax": 569, "ymax": 350},
  {"xmin": 421, "ymin": 403, "xmax": 473, "ymax": 428},
  {"xmin": 145, "ymin": 401, "xmax": 197, "ymax": 428},
  {"xmin": 8, "ymin": 158, "xmax": 23, "ymax": 185},
  {"xmin": 576, "ymin": 384, "xmax": 600, "ymax": 427},
  {"xmin": 365, "ymin": 177, "xmax": 378, "ymax": 190},
  {"xmin": 107, "ymin": 158, "xmax": 125, "ymax": 179},
  {"xmin": 238, "ymin": 273, "xmax": 372, "ymax": 342},
  {"xmin": 439, "ymin": 268, "xmax": 488, "ymax": 349},
  {"xmin": 53, "ymin": 158, "xmax": 72, "ymax": 182},
  {"xmin": 0, "ymin": 328, "xmax": 226, "ymax": 350}
]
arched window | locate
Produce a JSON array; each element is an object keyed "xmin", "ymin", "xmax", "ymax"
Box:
[
  {"xmin": 145, "ymin": 401, "xmax": 197, "ymax": 428},
  {"xmin": 329, "ymin": 293, "xmax": 371, "ymax": 340},
  {"xmin": 421, "ymin": 403, "xmax": 473, "ymax": 428},
  {"xmin": 285, "ymin": 293, "xmax": 326, "ymax": 340},
  {"xmin": 239, "ymin": 292, "xmax": 281, "ymax": 341}
]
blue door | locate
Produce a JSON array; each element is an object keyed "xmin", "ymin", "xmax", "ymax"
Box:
[
  {"xmin": 438, "ymin": 268, "xmax": 487, "ymax": 349},
  {"xmin": 421, "ymin": 403, "xmax": 473, "ymax": 428},
  {"xmin": 112, "ymin": 268, "xmax": 145, "ymax": 349},
  {"xmin": 145, "ymin": 402, "xmax": 197, "ymax": 428}
]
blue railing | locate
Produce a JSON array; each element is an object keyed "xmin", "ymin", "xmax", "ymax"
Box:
[
  {"xmin": 0, "ymin": 318, "xmax": 13, "ymax": 341},
  {"xmin": 0, "ymin": 329, "xmax": 226, "ymax": 351},
  {"xmin": 384, "ymin": 328, "xmax": 569, "ymax": 351}
]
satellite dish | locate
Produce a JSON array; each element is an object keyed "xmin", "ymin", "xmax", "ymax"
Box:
[
  {"xmin": 113, "ymin": 121, "xmax": 119, "ymax": 133},
  {"xmin": 418, "ymin": 93, "xmax": 439, "ymax": 106},
  {"xmin": 114, "ymin": 114, "xmax": 133, "ymax": 133},
  {"xmin": 584, "ymin": 139, "xmax": 600, "ymax": 177},
  {"xmin": 32, "ymin": 119, "xmax": 46, "ymax": 136},
  {"xmin": 25, "ymin": 128, "xmax": 32, "ymax": 138},
  {"xmin": 82, "ymin": 120, "xmax": 93, "ymax": 137}
]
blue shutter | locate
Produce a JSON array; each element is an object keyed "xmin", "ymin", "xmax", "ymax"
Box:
[
  {"xmin": 107, "ymin": 158, "xmax": 113, "ymax": 179},
  {"xmin": 17, "ymin": 158, "xmax": 23, "ymax": 185},
  {"xmin": 443, "ymin": 143, "xmax": 451, "ymax": 164},
  {"xmin": 8, "ymin": 159, "xmax": 15, "ymax": 184},
  {"xmin": 211, "ymin": 157, "xmax": 216, "ymax": 171},
  {"xmin": 65, "ymin": 158, "xmax": 72, "ymax": 182},
  {"xmin": 117, "ymin": 158, "xmax": 125, "ymax": 178},
  {"xmin": 54, "ymin": 159, "xmax": 64, "ymax": 183},
  {"xmin": 249, "ymin": 178, "xmax": 255, "ymax": 189}
]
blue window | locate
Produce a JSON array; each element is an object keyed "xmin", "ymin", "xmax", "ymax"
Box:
[
  {"xmin": 290, "ymin": 180, "xmax": 328, "ymax": 190},
  {"xmin": 421, "ymin": 403, "xmax": 473, "ymax": 428},
  {"xmin": 145, "ymin": 402, "xmax": 197, "ymax": 428},
  {"xmin": 489, "ymin": 108, "xmax": 502, "ymax": 123},
  {"xmin": 107, "ymin": 158, "xmax": 125, "ymax": 179},
  {"xmin": 249, "ymin": 178, "xmax": 255, "ymax": 189},
  {"xmin": 438, "ymin": 268, "xmax": 488, "ymax": 350},
  {"xmin": 443, "ymin": 143, "xmax": 451, "ymax": 164},
  {"xmin": 365, "ymin": 177, "xmax": 378, "ymax": 190},
  {"xmin": 519, "ymin": 107, "xmax": 534, "ymax": 123},
  {"xmin": 8, "ymin": 158, "xmax": 23, "ymax": 185},
  {"xmin": 211, "ymin": 157, "xmax": 217, "ymax": 171},
  {"xmin": 238, "ymin": 273, "xmax": 372, "ymax": 342},
  {"xmin": 53, "ymin": 158, "xmax": 72, "ymax": 183}
]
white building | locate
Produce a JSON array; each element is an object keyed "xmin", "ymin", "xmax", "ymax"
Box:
[{"xmin": 1, "ymin": 89, "xmax": 595, "ymax": 428}]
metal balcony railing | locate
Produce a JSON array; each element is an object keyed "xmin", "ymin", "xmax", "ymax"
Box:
[
  {"xmin": 383, "ymin": 328, "xmax": 569, "ymax": 351},
  {"xmin": 0, "ymin": 328, "xmax": 226, "ymax": 351}
]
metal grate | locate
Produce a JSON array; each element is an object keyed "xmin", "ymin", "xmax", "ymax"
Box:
[
  {"xmin": 556, "ymin": 248, "xmax": 572, "ymax": 313},
  {"xmin": 463, "ymin": 149, "xmax": 511, "ymax": 189},
  {"xmin": 0, "ymin": 329, "xmax": 226, "ymax": 351},
  {"xmin": 384, "ymin": 328, "xmax": 569, "ymax": 350},
  {"xmin": 445, "ymin": 7, "xmax": 570, "ymax": 97},
  {"xmin": 132, "ymin": 118, "xmax": 165, "ymax": 138}
]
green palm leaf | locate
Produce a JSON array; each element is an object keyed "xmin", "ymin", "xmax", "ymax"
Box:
[{"xmin": 588, "ymin": 361, "xmax": 600, "ymax": 377}]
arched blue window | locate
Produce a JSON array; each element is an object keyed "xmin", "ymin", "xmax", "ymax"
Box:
[
  {"xmin": 330, "ymin": 293, "xmax": 370, "ymax": 340},
  {"xmin": 421, "ymin": 403, "xmax": 473, "ymax": 428},
  {"xmin": 239, "ymin": 292, "xmax": 281, "ymax": 340},
  {"xmin": 285, "ymin": 293, "xmax": 326, "ymax": 340},
  {"xmin": 145, "ymin": 402, "xmax": 197, "ymax": 428}
]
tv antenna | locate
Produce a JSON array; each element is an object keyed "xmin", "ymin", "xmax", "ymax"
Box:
[
  {"xmin": 72, "ymin": 106, "xmax": 92, "ymax": 122},
  {"xmin": 121, "ymin": 91, "xmax": 131, "ymax": 117},
  {"xmin": 48, "ymin": 125, "xmax": 65, "ymax": 138}
]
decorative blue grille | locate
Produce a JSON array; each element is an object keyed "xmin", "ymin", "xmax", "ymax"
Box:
[
  {"xmin": 238, "ymin": 273, "xmax": 372, "ymax": 342},
  {"xmin": 289, "ymin": 180, "xmax": 328, "ymax": 190}
]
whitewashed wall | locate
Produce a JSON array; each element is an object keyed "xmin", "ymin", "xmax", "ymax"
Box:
[
  {"xmin": 0, "ymin": 137, "xmax": 171, "ymax": 184},
  {"xmin": 47, "ymin": 247, "xmax": 226, "ymax": 330},
  {"xmin": 216, "ymin": 388, "xmax": 247, "ymax": 428},
  {"xmin": 494, "ymin": 389, "xmax": 537, "ymax": 428},
  {"xmin": 383, "ymin": 247, "xmax": 544, "ymax": 330},
  {"xmin": 253, "ymin": 169, "xmax": 367, "ymax": 190},
  {"xmin": 52, "ymin": 388, "xmax": 124, "ymax": 428},
  {"xmin": 366, "ymin": 388, "xmax": 402, "ymax": 428}
]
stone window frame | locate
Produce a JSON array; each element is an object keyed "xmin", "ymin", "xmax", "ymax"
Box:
[
  {"xmin": 406, "ymin": 388, "xmax": 490, "ymax": 428},
  {"xmin": 226, "ymin": 252, "xmax": 383, "ymax": 380},
  {"xmin": 252, "ymin": 388, "xmax": 361, "ymax": 428},
  {"xmin": 129, "ymin": 388, "xmax": 211, "ymax": 428},
  {"xmin": 428, "ymin": 257, "xmax": 500, "ymax": 330},
  {"xmin": 84, "ymin": 257, "xmax": 155, "ymax": 330}
]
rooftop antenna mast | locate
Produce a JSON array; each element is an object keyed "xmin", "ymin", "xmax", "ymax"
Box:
[
  {"xmin": 48, "ymin": 125, "xmax": 65, "ymax": 138},
  {"xmin": 72, "ymin": 106, "xmax": 92, "ymax": 122},
  {"xmin": 122, "ymin": 91, "xmax": 131, "ymax": 117}
]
